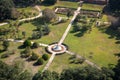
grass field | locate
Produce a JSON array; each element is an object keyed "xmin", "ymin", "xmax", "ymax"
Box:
[
  {"xmin": 64, "ymin": 26, "xmax": 120, "ymax": 67},
  {"xmin": 19, "ymin": 19, "xmax": 69, "ymax": 44},
  {"xmin": 49, "ymin": 53, "xmax": 87, "ymax": 73},
  {"xmin": 0, "ymin": 0, "xmax": 119, "ymax": 73},
  {"xmin": 82, "ymin": 3, "xmax": 104, "ymax": 11},
  {"xmin": 40, "ymin": 1, "xmax": 78, "ymax": 10}
]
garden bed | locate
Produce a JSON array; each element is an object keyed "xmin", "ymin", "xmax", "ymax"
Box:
[{"xmin": 55, "ymin": 6, "xmax": 101, "ymax": 18}]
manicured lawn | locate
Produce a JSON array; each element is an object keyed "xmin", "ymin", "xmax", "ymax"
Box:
[
  {"xmin": 40, "ymin": 1, "xmax": 78, "ymax": 10},
  {"xmin": 64, "ymin": 26, "xmax": 120, "ymax": 67},
  {"xmin": 82, "ymin": 3, "xmax": 104, "ymax": 11},
  {"xmin": 19, "ymin": 19, "xmax": 69, "ymax": 44},
  {"xmin": 49, "ymin": 53, "xmax": 87, "ymax": 73}
]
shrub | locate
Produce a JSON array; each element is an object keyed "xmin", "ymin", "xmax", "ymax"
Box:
[
  {"xmin": 32, "ymin": 42, "xmax": 39, "ymax": 48},
  {"xmin": 30, "ymin": 52, "xmax": 39, "ymax": 60},
  {"xmin": 20, "ymin": 47, "xmax": 31, "ymax": 58},
  {"xmin": 75, "ymin": 57, "xmax": 86, "ymax": 64},
  {"xmin": 2, "ymin": 41, "xmax": 10, "ymax": 51},
  {"xmin": 23, "ymin": 40, "xmax": 31, "ymax": 48},
  {"xmin": 37, "ymin": 58, "xmax": 44, "ymax": 65},
  {"xmin": 1, "ymin": 53, "xmax": 9, "ymax": 58},
  {"xmin": 42, "ymin": 54, "xmax": 49, "ymax": 61}
]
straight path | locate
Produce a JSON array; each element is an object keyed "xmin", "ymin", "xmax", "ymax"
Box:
[
  {"xmin": 0, "ymin": 6, "xmax": 42, "ymax": 27},
  {"xmin": 58, "ymin": 7, "xmax": 81, "ymax": 45},
  {"xmin": 42, "ymin": 6, "xmax": 82, "ymax": 72},
  {"xmin": 66, "ymin": 50, "xmax": 101, "ymax": 70},
  {"xmin": 7, "ymin": 39, "xmax": 48, "ymax": 47},
  {"xmin": 42, "ymin": 52, "xmax": 56, "ymax": 72}
]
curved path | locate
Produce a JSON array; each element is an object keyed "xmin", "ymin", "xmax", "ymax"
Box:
[{"xmin": 0, "ymin": 6, "xmax": 42, "ymax": 27}]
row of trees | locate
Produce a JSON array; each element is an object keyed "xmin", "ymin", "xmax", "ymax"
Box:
[{"xmin": 33, "ymin": 66, "xmax": 115, "ymax": 80}]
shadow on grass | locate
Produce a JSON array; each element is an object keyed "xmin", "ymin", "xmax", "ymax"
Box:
[
  {"xmin": 33, "ymin": 62, "xmax": 42, "ymax": 66},
  {"xmin": 0, "ymin": 49, "xmax": 5, "ymax": 53},
  {"xmin": 31, "ymin": 18, "xmax": 45, "ymax": 28},
  {"xmin": 98, "ymin": 26, "xmax": 120, "ymax": 43},
  {"xmin": 18, "ymin": 45, "xmax": 25, "ymax": 49},
  {"xmin": 70, "ymin": 26, "xmax": 88, "ymax": 37},
  {"xmin": 114, "ymin": 53, "xmax": 120, "ymax": 57}
]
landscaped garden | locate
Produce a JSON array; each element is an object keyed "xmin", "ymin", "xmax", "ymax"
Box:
[{"xmin": 0, "ymin": 0, "xmax": 120, "ymax": 76}]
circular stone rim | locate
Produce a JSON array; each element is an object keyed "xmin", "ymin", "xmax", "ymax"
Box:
[{"xmin": 47, "ymin": 43, "xmax": 67, "ymax": 54}]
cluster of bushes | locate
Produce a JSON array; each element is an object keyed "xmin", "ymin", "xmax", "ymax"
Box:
[
  {"xmin": 1, "ymin": 50, "xmax": 16, "ymax": 58},
  {"xmin": 21, "ymin": 40, "xmax": 49, "ymax": 65},
  {"xmin": 36, "ymin": 54, "xmax": 49, "ymax": 65},
  {"xmin": 69, "ymin": 55, "xmax": 86, "ymax": 64}
]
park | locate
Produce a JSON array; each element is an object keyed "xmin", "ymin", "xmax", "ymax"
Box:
[{"xmin": 0, "ymin": 0, "xmax": 120, "ymax": 80}]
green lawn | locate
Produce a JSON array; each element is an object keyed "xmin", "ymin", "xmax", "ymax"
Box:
[
  {"xmin": 49, "ymin": 53, "xmax": 87, "ymax": 73},
  {"xmin": 82, "ymin": 3, "xmax": 104, "ymax": 11},
  {"xmin": 40, "ymin": 1, "xmax": 78, "ymax": 10},
  {"xmin": 64, "ymin": 26, "xmax": 120, "ymax": 67},
  {"xmin": 19, "ymin": 19, "xmax": 69, "ymax": 44}
]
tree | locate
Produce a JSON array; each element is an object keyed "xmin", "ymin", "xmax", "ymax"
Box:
[
  {"xmin": 42, "ymin": 54, "xmax": 49, "ymax": 61},
  {"xmin": 22, "ymin": 31, "xmax": 26, "ymax": 38},
  {"xmin": 109, "ymin": 0, "xmax": 120, "ymax": 11},
  {"xmin": 66, "ymin": 9, "xmax": 71, "ymax": 19},
  {"xmin": 32, "ymin": 42, "xmax": 39, "ymax": 48},
  {"xmin": 13, "ymin": 0, "xmax": 39, "ymax": 7},
  {"xmin": 42, "ymin": 8, "xmax": 57, "ymax": 23},
  {"xmin": 101, "ymin": 67, "xmax": 115, "ymax": 80},
  {"xmin": 30, "ymin": 52, "xmax": 39, "ymax": 60},
  {"xmin": 33, "ymin": 70, "xmax": 59, "ymax": 80},
  {"xmin": 113, "ymin": 59, "xmax": 120, "ymax": 80},
  {"xmin": 43, "ymin": 0, "xmax": 57, "ymax": 5},
  {"xmin": 0, "ymin": 60, "xmax": 32, "ymax": 80},
  {"xmin": 0, "ymin": 0, "xmax": 15, "ymax": 20},
  {"xmin": 21, "ymin": 47, "xmax": 31, "ymax": 58},
  {"xmin": 23, "ymin": 40, "xmax": 31, "ymax": 48},
  {"xmin": 37, "ymin": 58, "xmax": 44, "ymax": 65},
  {"xmin": 43, "ymin": 23, "xmax": 50, "ymax": 35},
  {"xmin": 2, "ymin": 41, "xmax": 10, "ymax": 51}
]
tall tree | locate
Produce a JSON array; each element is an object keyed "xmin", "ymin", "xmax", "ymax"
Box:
[
  {"xmin": 0, "ymin": 60, "xmax": 32, "ymax": 80},
  {"xmin": 42, "ymin": 8, "xmax": 57, "ymax": 23},
  {"xmin": 109, "ymin": 0, "xmax": 120, "ymax": 11},
  {"xmin": 0, "ymin": 0, "xmax": 14, "ymax": 20},
  {"xmin": 43, "ymin": 0, "xmax": 57, "ymax": 5}
]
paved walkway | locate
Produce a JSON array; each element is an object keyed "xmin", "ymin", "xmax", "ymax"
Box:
[
  {"xmin": 58, "ymin": 7, "xmax": 81, "ymax": 45},
  {"xmin": 42, "ymin": 52, "xmax": 56, "ymax": 72},
  {"xmin": 7, "ymin": 39, "xmax": 48, "ymax": 47},
  {"xmin": 0, "ymin": 6, "xmax": 42, "ymax": 27}
]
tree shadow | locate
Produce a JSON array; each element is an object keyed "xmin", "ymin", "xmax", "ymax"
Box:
[
  {"xmin": 31, "ymin": 18, "xmax": 45, "ymax": 28},
  {"xmin": 114, "ymin": 53, "xmax": 120, "ymax": 57},
  {"xmin": 18, "ymin": 45, "xmax": 25, "ymax": 49},
  {"xmin": 33, "ymin": 62, "xmax": 42, "ymax": 66},
  {"xmin": 74, "ymin": 28, "xmax": 87, "ymax": 37}
]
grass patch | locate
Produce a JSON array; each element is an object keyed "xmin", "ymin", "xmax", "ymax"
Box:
[
  {"xmin": 49, "ymin": 53, "xmax": 87, "ymax": 73},
  {"xmin": 64, "ymin": 27, "xmax": 120, "ymax": 67},
  {"xmin": 40, "ymin": 1, "xmax": 78, "ymax": 10},
  {"xmin": 82, "ymin": 3, "xmax": 104, "ymax": 11}
]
